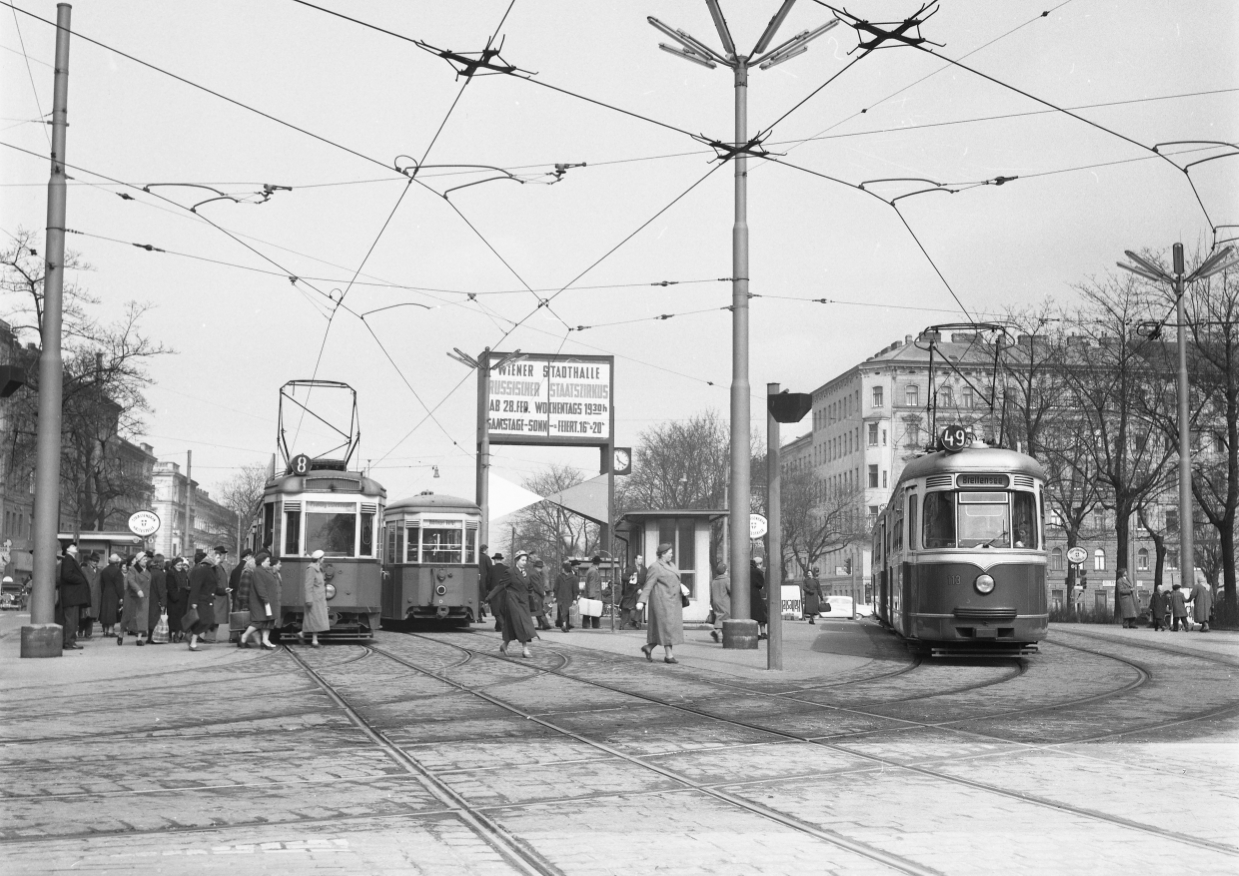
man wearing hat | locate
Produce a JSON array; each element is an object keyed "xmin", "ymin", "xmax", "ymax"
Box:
[
  {"xmin": 478, "ymin": 544, "xmax": 493, "ymax": 625},
  {"xmin": 208, "ymin": 546, "xmax": 231, "ymax": 643},
  {"xmin": 80, "ymin": 551, "xmax": 101, "ymax": 639},
  {"xmin": 186, "ymin": 549, "xmax": 219, "ymax": 651},
  {"xmin": 528, "ymin": 555, "xmax": 552, "ymax": 631},
  {"xmin": 487, "ymin": 553, "xmax": 509, "ymax": 632},
  {"xmin": 58, "ymin": 544, "xmax": 92, "ymax": 650}
]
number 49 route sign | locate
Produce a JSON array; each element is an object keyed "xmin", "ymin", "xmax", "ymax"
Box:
[{"xmin": 940, "ymin": 425, "xmax": 968, "ymax": 452}]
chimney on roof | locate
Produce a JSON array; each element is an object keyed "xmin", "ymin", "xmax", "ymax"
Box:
[{"xmin": 904, "ymin": 335, "xmax": 913, "ymax": 344}]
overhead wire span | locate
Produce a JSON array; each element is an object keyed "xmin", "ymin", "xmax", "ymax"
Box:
[
  {"xmin": 8, "ymin": 4, "xmax": 50, "ymax": 149},
  {"xmin": 2, "ymin": 1, "xmax": 398, "ymax": 174}
]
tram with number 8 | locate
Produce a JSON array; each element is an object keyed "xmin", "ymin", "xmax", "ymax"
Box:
[
  {"xmin": 380, "ymin": 491, "xmax": 483, "ymax": 626},
  {"xmin": 251, "ymin": 381, "xmax": 385, "ymax": 641},
  {"xmin": 872, "ymin": 426, "xmax": 1049, "ymax": 656}
]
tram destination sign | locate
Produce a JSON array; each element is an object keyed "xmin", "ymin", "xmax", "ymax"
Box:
[{"xmin": 485, "ymin": 353, "xmax": 614, "ymax": 447}]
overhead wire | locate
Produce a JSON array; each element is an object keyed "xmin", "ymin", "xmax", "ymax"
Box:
[{"xmin": 7, "ymin": 4, "xmax": 50, "ymax": 149}]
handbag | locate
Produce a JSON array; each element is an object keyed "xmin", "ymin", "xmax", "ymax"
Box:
[
  {"xmin": 150, "ymin": 612, "xmax": 170, "ymax": 644},
  {"xmin": 182, "ymin": 605, "xmax": 200, "ymax": 630}
]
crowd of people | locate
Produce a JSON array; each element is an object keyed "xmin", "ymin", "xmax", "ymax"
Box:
[
  {"xmin": 1118, "ymin": 568, "xmax": 1216, "ymax": 632},
  {"xmin": 49, "ymin": 542, "xmax": 333, "ymax": 651}
]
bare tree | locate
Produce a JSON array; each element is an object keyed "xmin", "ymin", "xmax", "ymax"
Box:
[
  {"xmin": 778, "ymin": 461, "xmax": 869, "ymax": 580},
  {"xmin": 1060, "ymin": 274, "xmax": 1175, "ymax": 578},
  {"xmin": 511, "ymin": 464, "xmax": 599, "ymax": 568},
  {"xmin": 2, "ymin": 231, "xmax": 173, "ymax": 533},
  {"xmin": 215, "ymin": 462, "xmax": 271, "ymax": 553}
]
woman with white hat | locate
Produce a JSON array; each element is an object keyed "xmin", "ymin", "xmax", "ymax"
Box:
[{"xmin": 300, "ymin": 550, "xmax": 329, "ymax": 647}]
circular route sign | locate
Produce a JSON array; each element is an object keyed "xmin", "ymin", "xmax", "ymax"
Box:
[
  {"xmin": 749, "ymin": 514, "xmax": 768, "ymax": 540},
  {"xmin": 289, "ymin": 453, "xmax": 312, "ymax": 475},
  {"xmin": 939, "ymin": 425, "xmax": 969, "ymax": 453},
  {"xmin": 128, "ymin": 510, "xmax": 161, "ymax": 538},
  {"xmin": 1066, "ymin": 546, "xmax": 1088, "ymax": 565}
]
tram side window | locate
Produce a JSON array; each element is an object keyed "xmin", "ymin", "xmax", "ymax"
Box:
[
  {"xmin": 386, "ymin": 523, "xmax": 398, "ymax": 564},
  {"xmin": 923, "ymin": 492, "xmax": 956, "ymax": 548},
  {"xmin": 305, "ymin": 502, "xmax": 357, "ymax": 557},
  {"xmin": 405, "ymin": 523, "xmax": 420, "ymax": 562},
  {"xmin": 957, "ymin": 492, "xmax": 1008, "ymax": 548},
  {"xmin": 1012, "ymin": 492, "xmax": 1038, "ymax": 548},
  {"xmin": 284, "ymin": 509, "xmax": 301, "ymax": 556},
  {"xmin": 892, "ymin": 494, "xmax": 904, "ymax": 551},
  {"xmin": 907, "ymin": 494, "xmax": 917, "ymax": 551},
  {"xmin": 360, "ymin": 510, "xmax": 376, "ymax": 557},
  {"xmin": 262, "ymin": 503, "xmax": 275, "ymax": 553},
  {"xmin": 422, "ymin": 519, "xmax": 464, "ymax": 564},
  {"xmin": 466, "ymin": 524, "xmax": 478, "ymax": 564}
]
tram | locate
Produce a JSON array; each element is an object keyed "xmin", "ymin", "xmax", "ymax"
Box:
[
  {"xmin": 872, "ymin": 429, "xmax": 1049, "ymax": 656},
  {"xmin": 380, "ymin": 491, "xmax": 483, "ymax": 626},
  {"xmin": 254, "ymin": 380, "xmax": 385, "ymax": 641}
]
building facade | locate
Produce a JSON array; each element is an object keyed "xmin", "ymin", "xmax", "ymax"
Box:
[{"xmin": 151, "ymin": 460, "xmax": 237, "ymax": 559}]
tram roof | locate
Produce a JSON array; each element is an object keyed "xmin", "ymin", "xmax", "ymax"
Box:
[
  {"xmin": 386, "ymin": 492, "xmax": 480, "ymax": 515},
  {"xmin": 898, "ymin": 446, "xmax": 1046, "ymax": 484},
  {"xmin": 265, "ymin": 469, "xmax": 386, "ymax": 497}
]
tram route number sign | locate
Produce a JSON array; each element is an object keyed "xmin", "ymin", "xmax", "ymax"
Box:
[
  {"xmin": 1066, "ymin": 546, "xmax": 1088, "ymax": 565},
  {"xmin": 940, "ymin": 425, "xmax": 969, "ymax": 452},
  {"xmin": 128, "ymin": 510, "xmax": 161, "ymax": 538},
  {"xmin": 486, "ymin": 353, "xmax": 614, "ymax": 447}
]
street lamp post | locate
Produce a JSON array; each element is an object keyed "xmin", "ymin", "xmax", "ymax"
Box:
[
  {"xmin": 649, "ymin": 1, "xmax": 838, "ymax": 635},
  {"xmin": 1118, "ymin": 243, "xmax": 1237, "ymax": 594}
]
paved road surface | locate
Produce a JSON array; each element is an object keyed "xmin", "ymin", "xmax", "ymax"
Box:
[{"xmin": 1, "ymin": 612, "xmax": 1235, "ymax": 875}]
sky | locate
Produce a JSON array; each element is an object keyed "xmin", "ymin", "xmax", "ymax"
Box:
[{"xmin": 2, "ymin": 0, "xmax": 1237, "ymax": 509}]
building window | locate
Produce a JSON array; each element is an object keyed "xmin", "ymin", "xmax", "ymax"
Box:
[
  {"xmin": 938, "ymin": 386, "xmax": 953, "ymax": 408},
  {"xmin": 1165, "ymin": 508, "xmax": 1179, "ymax": 533},
  {"xmin": 1137, "ymin": 548, "xmax": 1149, "ymax": 571},
  {"xmin": 1095, "ymin": 590, "xmax": 1108, "ymax": 611},
  {"xmin": 881, "ymin": 428, "xmax": 887, "ymax": 446},
  {"xmin": 872, "ymin": 386, "xmax": 884, "ymax": 408},
  {"xmin": 1047, "ymin": 508, "xmax": 1063, "ymax": 529},
  {"xmin": 868, "ymin": 465, "xmax": 879, "ymax": 488},
  {"xmin": 868, "ymin": 423, "xmax": 878, "ymax": 446},
  {"xmin": 868, "ymin": 505, "xmax": 879, "ymax": 526},
  {"xmin": 882, "ymin": 470, "xmax": 888, "ymax": 488},
  {"xmin": 1166, "ymin": 549, "xmax": 1178, "ymax": 569},
  {"xmin": 1051, "ymin": 547, "xmax": 1063, "ymax": 570},
  {"xmin": 1094, "ymin": 548, "xmax": 1106, "ymax": 571},
  {"xmin": 1052, "ymin": 590, "xmax": 1064, "ymax": 610},
  {"xmin": 962, "ymin": 386, "xmax": 974, "ymax": 409}
]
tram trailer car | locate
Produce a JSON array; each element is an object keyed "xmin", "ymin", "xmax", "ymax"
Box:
[
  {"xmin": 381, "ymin": 492, "xmax": 482, "ymax": 626},
  {"xmin": 873, "ymin": 445, "xmax": 1049, "ymax": 656},
  {"xmin": 257, "ymin": 467, "xmax": 385, "ymax": 641}
]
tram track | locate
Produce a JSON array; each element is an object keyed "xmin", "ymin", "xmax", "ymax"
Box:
[{"xmin": 379, "ymin": 633, "xmax": 1238, "ymax": 859}]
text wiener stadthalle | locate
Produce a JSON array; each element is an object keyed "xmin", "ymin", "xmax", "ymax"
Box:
[{"xmin": 487, "ymin": 357, "xmax": 612, "ymax": 442}]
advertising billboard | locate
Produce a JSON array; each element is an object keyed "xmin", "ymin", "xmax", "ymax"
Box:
[{"xmin": 486, "ymin": 353, "xmax": 614, "ymax": 447}]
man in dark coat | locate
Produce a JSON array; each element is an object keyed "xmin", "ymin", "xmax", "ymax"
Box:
[
  {"xmin": 209, "ymin": 546, "xmax": 231, "ymax": 643},
  {"xmin": 554, "ymin": 561, "xmax": 578, "ymax": 632},
  {"xmin": 79, "ymin": 551, "xmax": 101, "ymax": 639},
  {"xmin": 529, "ymin": 557, "xmax": 552, "ymax": 630},
  {"xmin": 229, "ymin": 548, "xmax": 254, "ymax": 611},
  {"xmin": 478, "ymin": 544, "xmax": 493, "ymax": 623},
  {"xmin": 485, "ymin": 553, "xmax": 510, "ymax": 633},
  {"xmin": 99, "ymin": 554, "xmax": 125, "ymax": 635},
  {"xmin": 751, "ymin": 556, "xmax": 769, "ymax": 640},
  {"xmin": 58, "ymin": 544, "xmax": 91, "ymax": 649},
  {"xmin": 620, "ymin": 557, "xmax": 642, "ymax": 629}
]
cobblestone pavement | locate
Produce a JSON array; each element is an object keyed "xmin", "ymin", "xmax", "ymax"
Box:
[{"xmin": 1, "ymin": 613, "xmax": 1236, "ymax": 875}]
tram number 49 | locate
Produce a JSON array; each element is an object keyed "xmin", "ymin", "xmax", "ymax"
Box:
[{"xmin": 940, "ymin": 425, "xmax": 968, "ymax": 452}]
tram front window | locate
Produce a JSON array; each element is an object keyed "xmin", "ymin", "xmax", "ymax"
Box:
[
  {"xmin": 922, "ymin": 492, "xmax": 956, "ymax": 548},
  {"xmin": 958, "ymin": 492, "xmax": 1009, "ymax": 548},
  {"xmin": 422, "ymin": 519, "xmax": 464, "ymax": 564},
  {"xmin": 1012, "ymin": 492, "xmax": 1038, "ymax": 548},
  {"xmin": 306, "ymin": 502, "xmax": 357, "ymax": 557}
]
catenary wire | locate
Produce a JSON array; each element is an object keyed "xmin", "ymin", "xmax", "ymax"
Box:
[{"xmin": 7, "ymin": 5, "xmax": 50, "ymax": 149}]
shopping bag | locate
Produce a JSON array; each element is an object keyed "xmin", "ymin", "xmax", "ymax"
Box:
[
  {"xmin": 182, "ymin": 605, "xmax": 200, "ymax": 630},
  {"xmin": 150, "ymin": 612, "xmax": 170, "ymax": 644},
  {"xmin": 568, "ymin": 601, "xmax": 582, "ymax": 628}
]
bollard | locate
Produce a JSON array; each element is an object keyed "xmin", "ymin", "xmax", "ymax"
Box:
[
  {"xmin": 721, "ymin": 618, "xmax": 759, "ymax": 650},
  {"xmin": 20, "ymin": 623, "xmax": 63, "ymax": 658}
]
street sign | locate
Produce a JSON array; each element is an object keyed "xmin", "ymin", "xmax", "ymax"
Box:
[
  {"xmin": 1066, "ymin": 546, "xmax": 1087, "ymax": 565},
  {"xmin": 128, "ymin": 510, "xmax": 161, "ymax": 538},
  {"xmin": 749, "ymin": 514, "xmax": 768, "ymax": 539},
  {"xmin": 486, "ymin": 353, "xmax": 614, "ymax": 446}
]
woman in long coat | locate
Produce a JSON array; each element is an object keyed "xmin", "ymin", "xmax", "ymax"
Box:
[
  {"xmin": 1169, "ymin": 583, "xmax": 1191, "ymax": 631},
  {"xmin": 98, "ymin": 554, "xmax": 124, "ymax": 636},
  {"xmin": 709, "ymin": 562, "xmax": 730, "ymax": 643},
  {"xmin": 120, "ymin": 555, "xmax": 151, "ymax": 646},
  {"xmin": 301, "ymin": 551, "xmax": 329, "ymax": 647},
  {"xmin": 165, "ymin": 558, "xmax": 188, "ymax": 642},
  {"xmin": 1116, "ymin": 569, "xmax": 1138, "ymax": 628},
  {"xmin": 1189, "ymin": 581, "xmax": 1214, "ymax": 632},
  {"xmin": 636, "ymin": 543, "xmax": 685, "ymax": 663},
  {"xmin": 146, "ymin": 555, "xmax": 168, "ymax": 642},
  {"xmin": 527, "ymin": 557, "xmax": 550, "ymax": 631},
  {"xmin": 1147, "ymin": 583, "xmax": 1166, "ymax": 631},
  {"xmin": 488, "ymin": 552, "xmax": 537, "ymax": 656},
  {"xmin": 802, "ymin": 574, "xmax": 822, "ymax": 625},
  {"xmin": 751, "ymin": 558, "xmax": 769, "ymax": 639},
  {"xmin": 239, "ymin": 552, "xmax": 279, "ymax": 649}
]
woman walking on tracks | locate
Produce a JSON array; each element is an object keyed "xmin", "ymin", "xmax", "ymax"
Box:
[
  {"xmin": 635, "ymin": 543, "xmax": 686, "ymax": 664},
  {"xmin": 300, "ymin": 550, "xmax": 330, "ymax": 648},
  {"xmin": 487, "ymin": 551, "xmax": 537, "ymax": 657}
]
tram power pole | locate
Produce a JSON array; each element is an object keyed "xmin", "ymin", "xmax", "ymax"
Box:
[{"xmin": 22, "ymin": 3, "xmax": 72, "ymax": 658}]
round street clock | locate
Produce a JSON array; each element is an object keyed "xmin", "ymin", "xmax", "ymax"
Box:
[{"xmin": 612, "ymin": 447, "xmax": 632, "ymax": 475}]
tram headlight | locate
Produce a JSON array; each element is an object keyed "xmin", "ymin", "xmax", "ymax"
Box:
[
  {"xmin": 435, "ymin": 584, "xmax": 447, "ymax": 596},
  {"xmin": 974, "ymin": 574, "xmax": 995, "ymax": 595},
  {"xmin": 325, "ymin": 583, "xmax": 336, "ymax": 600}
]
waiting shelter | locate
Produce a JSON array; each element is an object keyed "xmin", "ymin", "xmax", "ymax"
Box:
[{"xmin": 616, "ymin": 510, "xmax": 727, "ymax": 623}]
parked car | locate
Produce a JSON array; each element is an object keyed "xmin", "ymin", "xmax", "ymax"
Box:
[
  {"xmin": 823, "ymin": 595, "xmax": 855, "ymax": 617},
  {"xmin": 854, "ymin": 603, "xmax": 874, "ymax": 617}
]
